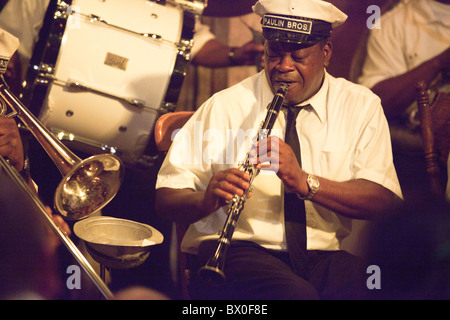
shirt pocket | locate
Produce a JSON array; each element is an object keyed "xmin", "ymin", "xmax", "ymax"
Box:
[{"xmin": 319, "ymin": 148, "xmax": 353, "ymax": 182}]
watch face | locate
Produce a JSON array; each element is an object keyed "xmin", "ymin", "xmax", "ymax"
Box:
[{"xmin": 308, "ymin": 175, "xmax": 320, "ymax": 189}]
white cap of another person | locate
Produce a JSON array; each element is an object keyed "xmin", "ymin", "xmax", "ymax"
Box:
[
  {"xmin": 0, "ymin": 29, "xmax": 19, "ymax": 74},
  {"xmin": 253, "ymin": 0, "xmax": 348, "ymax": 45}
]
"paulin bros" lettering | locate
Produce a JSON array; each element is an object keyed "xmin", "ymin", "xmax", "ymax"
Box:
[{"xmin": 263, "ymin": 14, "xmax": 312, "ymax": 34}]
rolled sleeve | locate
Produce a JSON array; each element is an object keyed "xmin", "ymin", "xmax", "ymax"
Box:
[{"xmin": 352, "ymin": 99, "xmax": 403, "ymax": 198}]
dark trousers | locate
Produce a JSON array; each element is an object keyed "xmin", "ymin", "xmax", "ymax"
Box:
[{"xmin": 187, "ymin": 241, "xmax": 368, "ymax": 300}]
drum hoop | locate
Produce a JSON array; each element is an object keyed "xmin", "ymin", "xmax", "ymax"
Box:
[
  {"xmin": 21, "ymin": 0, "xmax": 63, "ymax": 114},
  {"xmin": 165, "ymin": 10, "xmax": 195, "ymax": 106}
]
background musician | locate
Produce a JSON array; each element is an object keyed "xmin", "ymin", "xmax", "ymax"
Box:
[
  {"xmin": 358, "ymin": 0, "xmax": 450, "ymax": 201},
  {"xmin": 0, "ymin": 29, "xmax": 30, "ymax": 184},
  {"xmin": 155, "ymin": 0, "xmax": 403, "ymax": 300},
  {"xmin": 0, "ymin": 116, "xmax": 26, "ymax": 174},
  {"xmin": 0, "ymin": 28, "xmax": 72, "ymax": 299}
]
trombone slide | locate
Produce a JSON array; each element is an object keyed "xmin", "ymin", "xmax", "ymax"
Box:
[{"xmin": 0, "ymin": 156, "xmax": 114, "ymax": 299}]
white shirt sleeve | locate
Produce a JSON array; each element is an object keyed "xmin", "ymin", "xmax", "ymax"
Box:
[
  {"xmin": 352, "ymin": 98, "xmax": 403, "ymax": 198},
  {"xmin": 0, "ymin": 0, "xmax": 50, "ymax": 60},
  {"xmin": 357, "ymin": 7, "xmax": 408, "ymax": 89},
  {"xmin": 155, "ymin": 96, "xmax": 218, "ymax": 192},
  {"xmin": 190, "ymin": 20, "xmax": 216, "ymax": 59}
]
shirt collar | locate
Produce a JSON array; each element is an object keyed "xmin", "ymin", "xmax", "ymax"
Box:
[{"xmin": 296, "ymin": 70, "xmax": 328, "ymax": 123}]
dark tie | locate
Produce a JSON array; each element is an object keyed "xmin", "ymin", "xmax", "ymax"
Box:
[{"xmin": 283, "ymin": 105, "xmax": 308, "ymax": 278}]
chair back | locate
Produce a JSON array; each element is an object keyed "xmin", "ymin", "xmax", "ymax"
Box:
[
  {"xmin": 416, "ymin": 81, "xmax": 450, "ymax": 199},
  {"xmin": 154, "ymin": 111, "xmax": 195, "ymax": 152}
]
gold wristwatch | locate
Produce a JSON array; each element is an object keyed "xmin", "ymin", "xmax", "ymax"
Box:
[{"xmin": 297, "ymin": 174, "xmax": 320, "ymax": 201}]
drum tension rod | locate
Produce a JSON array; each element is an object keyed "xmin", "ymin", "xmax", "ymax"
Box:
[
  {"xmin": 61, "ymin": 6, "xmax": 181, "ymax": 47},
  {"xmin": 69, "ymin": 9, "xmax": 176, "ymax": 46},
  {"xmin": 87, "ymin": 14, "xmax": 163, "ymax": 40},
  {"xmin": 39, "ymin": 74, "xmax": 159, "ymax": 111}
]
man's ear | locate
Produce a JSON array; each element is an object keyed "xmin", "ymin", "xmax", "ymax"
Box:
[{"xmin": 323, "ymin": 40, "xmax": 332, "ymax": 68}]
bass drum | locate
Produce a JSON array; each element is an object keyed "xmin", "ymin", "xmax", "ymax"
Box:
[{"xmin": 22, "ymin": 0, "xmax": 196, "ymax": 167}]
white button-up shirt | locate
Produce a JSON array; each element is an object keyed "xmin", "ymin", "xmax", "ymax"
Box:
[
  {"xmin": 358, "ymin": 0, "xmax": 450, "ymax": 89},
  {"xmin": 156, "ymin": 71, "xmax": 402, "ymax": 254}
]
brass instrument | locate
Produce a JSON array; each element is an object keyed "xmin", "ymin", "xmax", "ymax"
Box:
[
  {"xmin": 0, "ymin": 75, "xmax": 123, "ymax": 299},
  {"xmin": 0, "ymin": 77, "xmax": 124, "ymax": 221},
  {"xmin": 198, "ymin": 82, "xmax": 290, "ymax": 284}
]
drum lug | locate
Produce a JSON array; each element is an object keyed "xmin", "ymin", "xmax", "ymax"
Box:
[
  {"xmin": 177, "ymin": 39, "xmax": 194, "ymax": 60},
  {"xmin": 160, "ymin": 102, "xmax": 177, "ymax": 113},
  {"xmin": 136, "ymin": 154, "xmax": 160, "ymax": 168},
  {"xmin": 166, "ymin": 0, "xmax": 207, "ymax": 15},
  {"xmin": 38, "ymin": 63, "xmax": 55, "ymax": 75},
  {"xmin": 55, "ymin": 1, "xmax": 71, "ymax": 19},
  {"xmin": 35, "ymin": 64, "xmax": 55, "ymax": 85}
]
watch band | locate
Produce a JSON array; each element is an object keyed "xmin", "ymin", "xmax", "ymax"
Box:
[
  {"xmin": 228, "ymin": 47, "xmax": 239, "ymax": 66},
  {"xmin": 297, "ymin": 174, "xmax": 319, "ymax": 201},
  {"xmin": 19, "ymin": 156, "xmax": 31, "ymax": 180}
]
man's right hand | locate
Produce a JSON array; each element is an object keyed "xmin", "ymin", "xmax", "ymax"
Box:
[{"xmin": 202, "ymin": 168, "xmax": 251, "ymax": 214}]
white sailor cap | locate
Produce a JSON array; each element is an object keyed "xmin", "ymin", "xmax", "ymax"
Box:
[
  {"xmin": 0, "ymin": 29, "xmax": 19, "ymax": 74},
  {"xmin": 253, "ymin": 0, "xmax": 348, "ymax": 45}
]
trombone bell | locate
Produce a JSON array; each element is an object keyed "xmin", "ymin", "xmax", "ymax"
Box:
[
  {"xmin": 0, "ymin": 76, "xmax": 124, "ymax": 221},
  {"xmin": 55, "ymin": 154, "xmax": 123, "ymax": 220}
]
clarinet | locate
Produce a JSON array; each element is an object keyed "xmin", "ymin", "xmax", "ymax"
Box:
[{"xmin": 198, "ymin": 82, "xmax": 290, "ymax": 284}]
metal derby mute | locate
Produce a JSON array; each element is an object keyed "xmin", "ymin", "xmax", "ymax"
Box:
[{"xmin": 0, "ymin": 75, "xmax": 124, "ymax": 220}]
